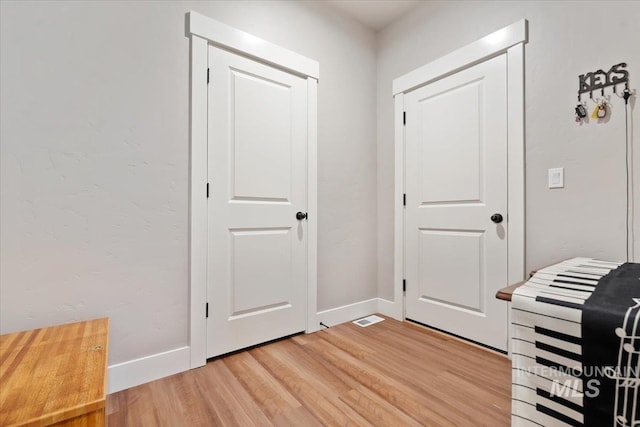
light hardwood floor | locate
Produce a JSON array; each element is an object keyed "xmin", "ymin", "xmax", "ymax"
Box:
[{"xmin": 107, "ymin": 316, "xmax": 511, "ymax": 426}]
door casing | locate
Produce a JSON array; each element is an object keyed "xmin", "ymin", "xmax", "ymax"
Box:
[
  {"xmin": 391, "ymin": 20, "xmax": 527, "ymax": 323},
  {"xmin": 187, "ymin": 11, "xmax": 319, "ymax": 369}
]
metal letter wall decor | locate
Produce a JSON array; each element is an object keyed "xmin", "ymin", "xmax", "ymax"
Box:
[
  {"xmin": 575, "ymin": 62, "xmax": 631, "ymax": 123},
  {"xmin": 578, "ymin": 62, "xmax": 629, "ymax": 100}
]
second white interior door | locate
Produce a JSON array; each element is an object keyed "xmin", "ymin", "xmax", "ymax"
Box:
[
  {"xmin": 207, "ymin": 45, "xmax": 308, "ymax": 358},
  {"xmin": 404, "ymin": 54, "xmax": 509, "ymax": 351}
]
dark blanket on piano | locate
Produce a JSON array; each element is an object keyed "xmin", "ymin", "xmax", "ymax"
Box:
[{"xmin": 582, "ymin": 262, "xmax": 640, "ymax": 426}]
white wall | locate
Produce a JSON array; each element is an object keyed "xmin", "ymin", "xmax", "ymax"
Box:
[
  {"xmin": 4, "ymin": 0, "xmax": 638, "ymax": 381},
  {"xmin": 376, "ymin": 0, "xmax": 640, "ymax": 301},
  {"xmin": 0, "ymin": 0, "xmax": 378, "ymax": 365}
]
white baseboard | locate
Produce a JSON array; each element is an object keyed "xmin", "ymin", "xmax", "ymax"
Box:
[
  {"xmin": 108, "ymin": 346, "xmax": 190, "ymax": 394},
  {"xmin": 316, "ymin": 297, "xmax": 405, "ymax": 328},
  {"xmin": 377, "ymin": 297, "xmax": 403, "ymax": 320},
  {"xmin": 108, "ymin": 298, "xmax": 406, "ymax": 393},
  {"xmin": 316, "ymin": 298, "xmax": 379, "ymax": 327}
]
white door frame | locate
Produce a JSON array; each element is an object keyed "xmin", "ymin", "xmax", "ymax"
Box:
[
  {"xmin": 187, "ymin": 11, "xmax": 319, "ymax": 368},
  {"xmin": 390, "ymin": 19, "xmax": 528, "ymax": 321}
]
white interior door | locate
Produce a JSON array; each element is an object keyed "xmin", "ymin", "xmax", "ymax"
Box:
[
  {"xmin": 404, "ymin": 54, "xmax": 508, "ymax": 351},
  {"xmin": 207, "ymin": 45, "xmax": 308, "ymax": 358}
]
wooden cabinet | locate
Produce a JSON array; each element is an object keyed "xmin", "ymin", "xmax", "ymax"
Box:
[{"xmin": 0, "ymin": 318, "xmax": 109, "ymax": 426}]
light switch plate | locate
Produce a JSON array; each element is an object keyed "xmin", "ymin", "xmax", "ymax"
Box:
[{"xmin": 548, "ymin": 167, "xmax": 564, "ymax": 189}]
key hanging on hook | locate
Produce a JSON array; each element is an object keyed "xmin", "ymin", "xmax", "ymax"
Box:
[
  {"xmin": 597, "ymin": 102, "xmax": 607, "ymax": 118},
  {"xmin": 575, "ymin": 103, "xmax": 587, "ymax": 122},
  {"xmin": 593, "ymin": 87, "xmax": 607, "ymax": 119}
]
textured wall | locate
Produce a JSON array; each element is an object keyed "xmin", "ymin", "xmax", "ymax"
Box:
[
  {"xmin": 0, "ymin": 0, "xmax": 378, "ymax": 364},
  {"xmin": 376, "ymin": 1, "xmax": 640, "ymax": 301},
  {"xmin": 4, "ymin": 0, "xmax": 636, "ymax": 369}
]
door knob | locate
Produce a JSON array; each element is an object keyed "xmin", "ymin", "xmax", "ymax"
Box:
[
  {"xmin": 296, "ymin": 212, "xmax": 307, "ymax": 220},
  {"xmin": 490, "ymin": 213, "xmax": 503, "ymax": 224}
]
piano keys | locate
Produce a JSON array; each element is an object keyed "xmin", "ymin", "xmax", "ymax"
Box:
[{"xmin": 511, "ymin": 258, "xmax": 624, "ymax": 427}]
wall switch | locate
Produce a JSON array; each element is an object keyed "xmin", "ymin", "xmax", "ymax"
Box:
[{"xmin": 548, "ymin": 168, "xmax": 564, "ymax": 189}]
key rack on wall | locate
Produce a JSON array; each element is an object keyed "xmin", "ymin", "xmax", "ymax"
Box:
[
  {"xmin": 574, "ymin": 62, "xmax": 632, "ymax": 122},
  {"xmin": 578, "ymin": 62, "xmax": 629, "ymax": 100}
]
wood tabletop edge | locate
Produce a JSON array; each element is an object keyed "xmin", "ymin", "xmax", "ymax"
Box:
[
  {"xmin": 14, "ymin": 398, "xmax": 106, "ymax": 427},
  {"xmin": 495, "ymin": 280, "xmax": 527, "ymax": 301},
  {"xmin": 496, "ymin": 270, "xmax": 539, "ymax": 301},
  {"xmin": 103, "ymin": 317, "xmax": 110, "ymax": 397}
]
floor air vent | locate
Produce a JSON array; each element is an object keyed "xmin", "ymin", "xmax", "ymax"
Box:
[{"xmin": 353, "ymin": 315, "xmax": 385, "ymax": 327}]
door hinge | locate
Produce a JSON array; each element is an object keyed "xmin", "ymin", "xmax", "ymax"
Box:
[
  {"xmin": 403, "ymin": 279, "xmax": 406, "ymax": 292},
  {"xmin": 206, "ymin": 302, "xmax": 209, "ymax": 318},
  {"xmin": 207, "ymin": 68, "xmax": 210, "ymax": 84},
  {"xmin": 403, "ymin": 111, "xmax": 406, "ymax": 125},
  {"xmin": 403, "ymin": 193, "xmax": 406, "ymax": 206},
  {"xmin": 206, "ymin": 182, "xmax": 209, "ymax": 198}
]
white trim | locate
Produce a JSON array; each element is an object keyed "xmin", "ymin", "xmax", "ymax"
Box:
[
  {"xmin": 108, "ymin": 347, "xmax": 190, "ymax": 394},
  {"xmin": 392, "ymin": 20, "xmax": 527, "ymax": 322},
  {"xmin": 316, "ymin": 298, "xmax": 379, "ymax": 328},
  {"xmin": 188, "ymin": 13, "xmax": 319, "ymax": 368},
  {"xmin": 306, "ymin": 78, "xmax": 320, "ymax": 333},
  {"xmin": 377, "ymin": 298, "xmax": 402, "ymax": 320},
  {"xmin": 507, "ymin": 43, "xmax": 526, "ymax": 284},
  {"xmin": 109, "ymin": 298, "xmax": 390, "ymax": 394},
  {"xmin": 187, "ymin": 11, "xmax": 319, "ymax": 80},
  {"xmin": 389, "ymin": 94, "xmax": 406, "ymax": 321},
  {"xmin": 189, "ymin": 35, "xmax": 208, "ymax": 369},
  {"xmin": 393, "ymin": 19, "xmax": 527, "ymax": 95},
  {"xmin": 316, "ymin": 298, "xmax": 405, "ymax": 327}
]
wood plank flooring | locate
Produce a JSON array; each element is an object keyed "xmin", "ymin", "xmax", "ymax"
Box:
[{"xmin": 107, "ymin": 316, "xmax": 511, "ymax": 426}]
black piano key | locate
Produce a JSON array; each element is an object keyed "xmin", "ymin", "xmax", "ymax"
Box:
[
  {"xmin": 536, "ymin": 296, "xmax": 584, "ymax": 311},
  {"xmin": 536, "ymin": 388, "xmax": 583, "ymax": 414},
  {"xmin": 553, "ymin": 279, "xmax": 597, "ymax": 287},
  {"xmin": 535, "ymin": 356, "xmax": 581, "ymax": 376},
  {"xmin": 536, "ymin": 403, "xmax": 583, "ymax": 427},
  {"xmin": 556, "ymin": 274, "xmax": 599, "ymax": 283},
  {"xmin": 549, "ymin": 284, "xmax": 593, "ymax": 293},
  {"xmin": 534, "ymin": 326, "xmax": 582, "ymax": 346}
]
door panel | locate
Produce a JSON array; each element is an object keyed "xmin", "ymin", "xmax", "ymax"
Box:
[
  {"xmin": 405, "ymin": 54, "xmax": 508, "ymax": 351},
  {"xmin": 418, "ymin": 229, "xmax": 483, "ymax": 312},
  {"xmin": 419, "ymin": 80, "xmax": 482, "ymax": 205},
  {"xmin": 231, "ymin": 69, "xmax": 292, "ymax": 201},
  {"xmin": 229, "ymin": 228, "xmax": 292, "ymax": 317},
  {"xmin": 207, "ymin": 45, "xmax": 307, "ymax": 358}
]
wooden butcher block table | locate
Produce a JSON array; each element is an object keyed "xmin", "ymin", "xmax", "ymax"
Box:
[{"xmin": 0, "ymin": 318, "xmax": 109, "ymax": 426}]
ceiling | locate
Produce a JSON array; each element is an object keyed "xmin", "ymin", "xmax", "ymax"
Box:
[{"xmin": 323, "ymin": 0, "xmax": 423, "ymax": 32}]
